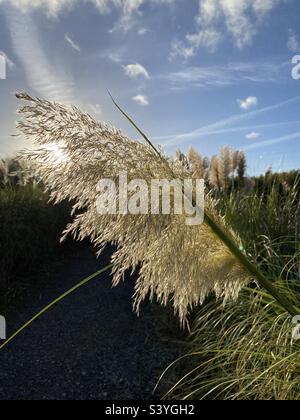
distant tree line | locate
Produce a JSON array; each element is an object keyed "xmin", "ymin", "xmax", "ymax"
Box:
[{"xmin": 255, "ymin": 168, "xmax": 300, "ymax": 195}]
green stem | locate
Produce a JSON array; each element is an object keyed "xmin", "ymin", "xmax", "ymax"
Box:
[
  {"xmin": 204, "ymin": 212, "xmax": 300, "ymax": 317},
  {"xmin": 0, "ymin": 263, "xmax": 113, "ymax": 352}
]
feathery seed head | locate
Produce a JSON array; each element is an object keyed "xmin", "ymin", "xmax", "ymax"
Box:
[{"xmin": 16, "ymin": 93, "xmax": 251, "ymax": 326}]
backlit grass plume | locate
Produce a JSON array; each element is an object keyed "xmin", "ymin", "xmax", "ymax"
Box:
[{"xmin": 15, "ymin": 92, "xmax": 297, "ymax": 325}]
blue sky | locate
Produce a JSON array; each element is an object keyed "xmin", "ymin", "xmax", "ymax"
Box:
[{"xmin": 0, "ymin": 0, "xmax": 300, "ymax": 174}]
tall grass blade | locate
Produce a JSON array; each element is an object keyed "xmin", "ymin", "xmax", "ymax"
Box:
[{"xmin": 0, "ymin": 263, "xmax": 113, "ymax": 351}]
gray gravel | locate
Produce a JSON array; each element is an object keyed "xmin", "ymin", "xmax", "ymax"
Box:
[{"xmin": 0, "ymin": 247, "xmax": 181, "ymax": 400}]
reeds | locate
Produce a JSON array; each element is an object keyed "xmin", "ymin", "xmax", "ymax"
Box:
[
  {"xmin": 160, "ymin": 284, "xmax": 300, "ymax": 400},
  {"xmin": 0, "ymin": 157, "xmax": 26, "ymax": 187},
  {"xmin": 161, "ymin": 183, "xmax": 300, "ymax": 400}
]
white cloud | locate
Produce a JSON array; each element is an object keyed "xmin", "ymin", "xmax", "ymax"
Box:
[
  {"xmin": 124, "ymin": 63, "xmax": 150, "ymax": 79},
  {"xmin": 138, "ymin": 27, "xmax": 149, "ymax": 35},
  {"xmin": 65, "ymin": 33, "xmax": 81, "ymax": 52},
  {"xmin": 172, "ymin": 0, "xmax": 284, "ymax": 58},
  {"xmin": 132, "ymin": 94, "xmax": 149, "ymax": 106},
  {"xmin": 109, "ymin": 0, "xmax": 181, "ymax": 32},
  {"xmin": 238, "ymin": 96, "xmax": 258, "ymax": 110},
  {"xmin": 89, "ymin": 103, "xmax": 102, "ymax": 116},
  {"xmin": 154, "ymin": 121, "xmax": 299, "ymax": 144},
  {"xmin": 243, "ymin": 131, "xmax": 300, "ymax": 151},
  {"xmin": 108, "ymin": 0, "xmax": 178, "ymax": 32},
  {"xmin": 246, "ymin": 131, "xmax": 260, "ymax": 139},
  {"xmin": 106, "ymin": 49, "xmax": 125, "ymax": 64},
  {"xmin": 0, "ymin": 0, "xmax": 78, "ymax": 17},
  {"xmin": 186, "ymin": 28, "xmax": 221, "ymax": 53},
  {"xmin": 111, "ymin": 0, "xmax": 144, "ymax": 32},
  {"xmin": 0, "ymin": 0, "xmax": 113, "ymax": 17},
  {"xmin": 0, "ymin": 0, "xmax": 178, "ymax": 31},
  {"xmin": 171, "ymin": 28, "xmax": 221, "ymax": 60},
  {"xmin": 162, "ymin": 61, "xmax": 287, "ymax": 88},
  {"xmin": 154, "ymin": 96, "xmax": 300, "ymax": 147},
  {"xmin": 287, "ymin": 29, "xmax": 299, "ymax": 52},
  {"xmin": 2, "ymin": 0, "xmax": 281, "ymax": 45},
  {"xmin": 169, "ymin": 40, "xmax": 195, "ymax": 61},
  {"xmin": 6, "ymin": 6, "xmax": 74, "ymax": 102}
]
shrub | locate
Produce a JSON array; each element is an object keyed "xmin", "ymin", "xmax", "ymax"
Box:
[{"xmin": 0, "ymin": 183, "xmax": 71, "ymax": 307}]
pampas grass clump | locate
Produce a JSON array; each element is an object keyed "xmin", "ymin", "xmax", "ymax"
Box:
[
  {"xmin": 16, "ymin": 93, "xmax": 253, "ymax": 325},
  {"xmin": 160, "ymin": 285, "xmax": 300, "ymax": 400}
]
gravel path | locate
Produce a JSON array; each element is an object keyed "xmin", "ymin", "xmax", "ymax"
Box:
[{"xmin": 0, "ymin": 247, "xmax": 181, "ymax": 400}]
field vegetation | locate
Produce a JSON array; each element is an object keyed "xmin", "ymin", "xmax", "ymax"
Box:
[{"xmin": 1, "ymin": 93, "xmax": 300, "ymax": 399}]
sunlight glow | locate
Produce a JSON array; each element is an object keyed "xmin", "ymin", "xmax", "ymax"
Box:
[{"xmin": 45, "ymin": 143, "xmax": 69, "ymax": 165}]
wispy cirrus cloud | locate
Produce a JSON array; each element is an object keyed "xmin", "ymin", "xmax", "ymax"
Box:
[
  {"xmin": 154, "ymin": 96, "xmax": 300, "ymax": 147},
  {"xmin": 160, "ymin": 61, "xmax": 288, "ymax": 88},
  {"xmin": 170, "ymin": 29, "xmax": 220, "ymax": 60},
  {"xmin": 6, "ymin": 6, "xmax": 75, "ymax": 102},
  {"xmin": 0, "ymin": 0, "xmax": 77, "ymax": 17},
  {"xmin": 108, "ymin": 0, "xmax": 179, "ymax": 32},
  {"xmin": 171, "ymin": 0, "xmax": 285, "ymax": 59},
  {"xmin": 287, "ymin": 29, "xmax": 300, "ymax": 52},
  {"xmin": 65, "ymin": 33, "xmax": 81, "ymax": 52},
  {"xmin": 154, "ymin": 121, "xmax": 300, "ymax": 146},
  {"xmin": 0, "ymin": 0, "xmax": 178, "ymax": 32},
  {"xmin": 243, "ymin": 131, "xmax": 300, "ymax": 151}
]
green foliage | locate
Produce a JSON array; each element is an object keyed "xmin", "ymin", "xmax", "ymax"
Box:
[
  {"xmin": 0, "ymin": 183, "xmax": 72, "ymax": 307},
  {"xmin": 0, "ymin": 157, "xmax": 27, "ymax": 187},
  {"xmin": 220, "ymin": 177, "xmax": 300, "ymax": 265},
  {"xmin": 161, "ymin": 286, "xmax": 300, "ymax": 400},
  {"xmin": 163, "ymin": 175, "xmax": 300, "ymax": 400}
]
